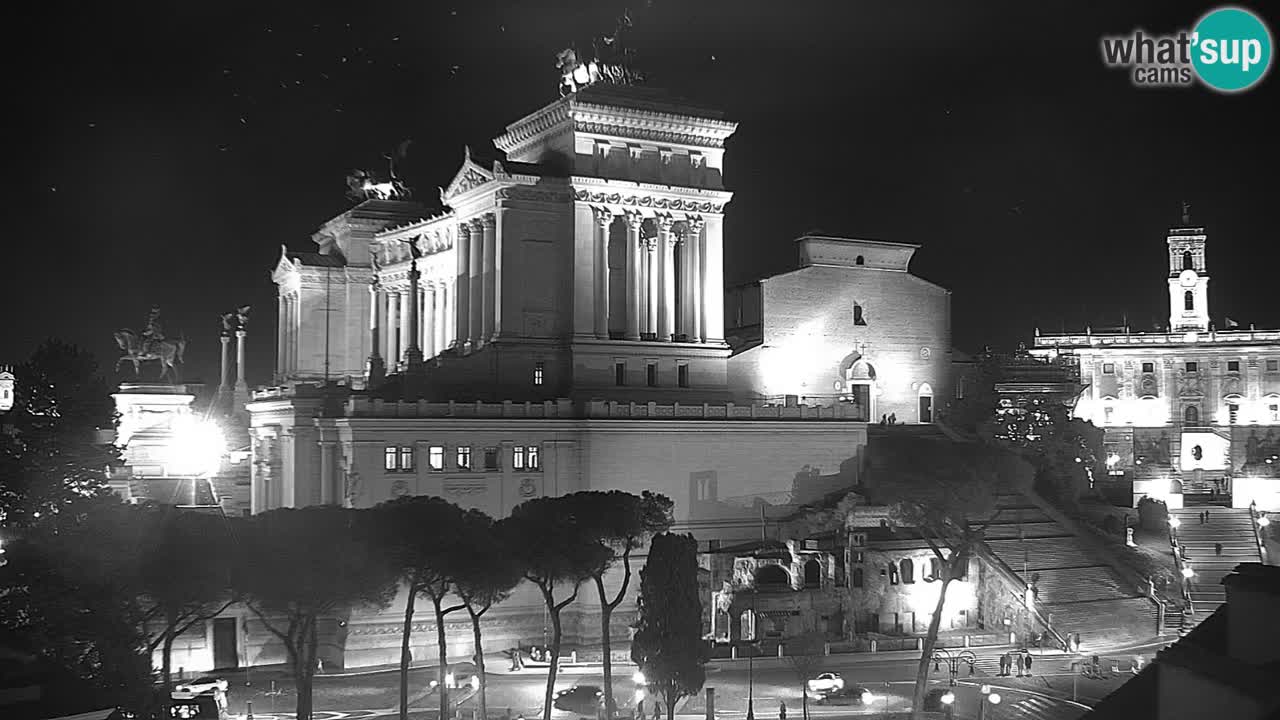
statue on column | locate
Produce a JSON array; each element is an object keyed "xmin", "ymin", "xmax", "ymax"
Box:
[{"xmin": 142, "ymin": 306, "xmax": 165, "ymax": 356}]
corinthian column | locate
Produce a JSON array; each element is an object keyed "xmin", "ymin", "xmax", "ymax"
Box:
[
  {"xmin": 386, "ymin": 291, "xmax": 400, "ymax": 363},
  {"xmin": 481, "ymin": 213, "xmax": 497, "ymax": 343},
  {"xmin": 403, "ymin": 259, "xmax": 424, "ymax": 372},
  {"xmin": 625, "ymin": 212, "xmax": 642, "ymax": 341},
  {"xmin": 594, "ymin": 207, "xmax": 613, "ymax": 339},
  {"xmin": 658, "ymin": 215, "xmax": 676, "ymax": 342},
  {"xmin": 687, "ymin": 217, "xmax": 706, "ymax": 343},
  {"xmin": 646, "ymin": 237, "xmax": 659, "ymax": 338},
  {"xmin": 455, "ymin": 223, "xmax": 471, "ymax": 349},
  {"xmin": 275, "ymin": 298, "xmax": 285, "ymax": 381},
  {"xmin": 469, "ymin": 218, "xmax": 484, "ymax": 349},
  {"xmin": 366, "ymin": 284, "xmax": 385, "ymax": 387}
]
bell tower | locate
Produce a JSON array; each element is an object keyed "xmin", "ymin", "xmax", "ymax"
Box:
[{"xmin": 1167, "ymin": 203, "xmax": 1209, "ymax": 333}]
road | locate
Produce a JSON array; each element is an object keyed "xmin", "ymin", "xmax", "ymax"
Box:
[{"xmin": 220, "ymin": 644, "xmax": 1159, "ymax": 720}]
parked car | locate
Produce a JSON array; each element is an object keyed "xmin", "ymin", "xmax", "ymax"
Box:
[
  {"xmin": 923, "ymin": 688, "xmax": 955, "ymax": 712},
  {"xmin": 173, "ymin": 677, "xmax": 228, "ymax": 697},
  {"xmin": 430, "ymin": 662, "xmax": 481, "ymax": 691},
  {"xmin": 813, "ymin": 685, "xmax": 874, "ymax": 705},
  {"xmin": 552, "ymin": 684, "xmax": 608, "ymax": 715},
  {"xmin": 806, "ymin": 672, "xmax": 845, "ymax": 694}
]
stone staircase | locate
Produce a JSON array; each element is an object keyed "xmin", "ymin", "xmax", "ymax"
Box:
[
  {"xmin": 979, "ymin": 496, "xmax": 1157, "ymax": 648},
  {"xmin": 1168, "ymin": 506, "xmax": 1262, "ymax": 629}
]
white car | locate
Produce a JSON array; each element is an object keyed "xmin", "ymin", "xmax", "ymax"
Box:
[
  {"xmin": 430, "ymin": 662, "xmax": 481, "ymax": 692},
  {"xmin": 806, "ymin": 672, "xmax": 845, "ymax": 694},
  {"xmin": 172, "ymin": 677, "xmax": 229, "ymax": 697}
]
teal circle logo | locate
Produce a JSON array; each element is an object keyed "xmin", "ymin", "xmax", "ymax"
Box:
[{"xmin": 1192, "ymin": 7, "xmax": 1273, "ymax": 92}]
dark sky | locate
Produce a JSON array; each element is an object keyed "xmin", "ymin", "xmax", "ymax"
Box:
[{"xmin": 5, "ymin": 0, "xmax": 1278, "ymax": 390}]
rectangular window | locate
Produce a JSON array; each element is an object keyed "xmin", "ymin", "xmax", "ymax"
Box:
[
  {"xmin": 398, "ymin": 446, "xmax": 414, "ymax": 472},
  {"xmin": 615, "ymin": 361, "xmax": 626, "ymax": 386},
  {"xmin": 384, "ymin": 446, "xmax": 397, "ymax": 471},
  {"xmin": 428, "ymin": 446, "xmax": 445, "ymax": 471},
  {"xmin": 1142, "ymin": 362, "xmax": 1155, "ymax": 373},
  {"xmin": 513, "ymin": 445, "xmax": 525, "ymax": 470},
  {"xmin": 1269, "ymin": 360, "xmax": 1279, "ymax": 372},
  {"xmin": 1104, "ymin": 406, "xmax": 1114, "ymax": 423},
  {"xmin": 1186, "ymin": 361, "xmax": 1198, "ymax": 373},
  {"xmin": 1228, "ymin": 360, "xmax": 1241, "ymax": 372},
  {"xmin": 647, "ymin": 362, "xmax": 657, "ymax": 387},
  {"xmin": 533, "ymin": 362, "xmax": 545, "ymax": 386},
  {"xmin": 483, "ymin": 447, "xmax": 500, "ymax": 471},
  {"xmin": 1270, "ymin": 404, "xmax": 1279, "ymax": 422},
  {"xmin": 527, "ymin": 444, "xmax": 540, "ymax": 470},
  {"xmin": 456, "ymin": 446, "xmax": 472, "ymax": 470},
  {"xmin": 677, "ymin": 364, "xmax": 690, "ymax": 388},
  {"xmin": 1103, "ymin": 363, "xmax": 1115, "ymax": 375},
  {"xmin": 1228, "ymin": 404, "xmax": 1239, "ymax": 425}
]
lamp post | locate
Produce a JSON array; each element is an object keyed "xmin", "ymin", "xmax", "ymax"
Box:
[
  {"xmin": 931, "ymin": 649, "xmax": 977, "ymax": 687},
  {"xmin": 746, "ymin": 590, "xmax": 757, "ymax": 720},
  {"xmin": 978, "ymin": 685, "xmax": 1001, "ymax": 720}
]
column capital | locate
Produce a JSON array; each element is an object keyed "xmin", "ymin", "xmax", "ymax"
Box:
[
  {"xmin": 625, "ymin": 211, "xmax": 645, "ymax": 230},
  {"xmin": 642, "ymin": 236, "xmax": 659, "ymax": 252},
  {"xmin": 593, "ymin": 206, "xmax": 615, "ymax": 229},
  {"xmin": 685, "ymin": 215, "xmax": 706, "ymax": 234},
  {"xmin": 479, "ymin": 212, "xmax": 497, "ymax": 229},
  {"xmin": 656, "ymin": 213, "xmax": 676, "ymax": 232},
  {"xmin": 458, "ymin": 221, "xmax": 474, "ymax": 237}
]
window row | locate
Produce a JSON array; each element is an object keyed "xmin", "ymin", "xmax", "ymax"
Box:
[
  {"xmin": 849, "ymin": 556, "xmax": 967, "ymax": 589},
  {"xmin": 1104, "ymin": 359, "xmax": 1279, "ymax": 375},
  {"xmin": 384, "ymin": 444, "xmax": 541, "ymax": 472},
  {"xmin": 614, "ymin": 360, "xmax": 691, "ymax": 387}
]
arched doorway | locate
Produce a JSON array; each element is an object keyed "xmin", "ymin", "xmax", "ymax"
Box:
[
  {"xmin": 803, "ymin": 559, "xmax": 821, "ymax": 588},
  {"xmin": 917, "ymin": 382, "xmax": 934, "ymax": 423},
  {"xmin": 838, "ymin": 352, "xmax": 877, "ymax": 421},
  {"xmin": 756, "ymin": 564, "xmax": 790, "ymax": 588},
  {"xmin": 1184, "ymin": 405, "xmax": 1200, "ymax": 425}
]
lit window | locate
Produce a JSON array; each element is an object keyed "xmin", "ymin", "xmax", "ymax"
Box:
[
  {"xmin": 1186, "ymin": 362, "xmax": 1198, "ymax": 373},
  {"xmin": 428, "ymin": 446, "xmax": 445, "ymax": 471},
  {"xmin": 483, "ymin": 447, "xmax": 500, "ymax": 471},
  {"xmin": 1142, "ymin": 362, "xmax": 1154, "ymax": 373},
  {"xmin": 1103, "ymin": 363, "xmax": 1115, "ymax": 375},
  {"xmin": 1268, "ymin": 360, "xmax": 1279, "ymax": 372},
  {"xmin": 615, "ymin": 361, "xmax": 626, "ymax": 386},
  {"xmin": 678, "ymin": 364, "xmax": 690, "ymax": 388},
  {"xmin": 533, "ymin": 362, "xmax": 545, "ymax": 386},
  {"xmin": 647, "ymin": 362, "xmax": 657, "ymax": 387},
  {"xmin": 513, "ymin": 445, "xmax": 540, "ymax": 470},
  {"xmin": 888, "ymin": 568, "xmax": 899, "ymax": 586},
  {"xmin": 1228, "ymin": 404, "xmax": 1239, "ymax": 425},
  {"xmin": 398, "ymin": 446, "xmax": 414, "ymax": 471},
  {"xmin": 1103, "ymin": 406, "xmax": 1114, "ymax": 423},
  {"xmin": 527, "ymin": 444, "xmax": 540, "ymax": 470},
  {"xmin": 1228, "ymin": 360, "xmax": 1241, "ymax": 372},
  {"xmin": 385, "ymin": 446, "xmax": 397, "ymax": 471},
  {"xmin": 1270, "ymin": 404, "xmax": 1279, "ymax": 422},
  {"xmin": 513, "ymin": 445, "xmax": 525, "ymax": 470},
  {"xmin": 456, "ymin": 446, "xmax": 472, "ymax": 470}
]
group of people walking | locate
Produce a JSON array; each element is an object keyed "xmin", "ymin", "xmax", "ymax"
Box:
[{"xmin": 999, "ymin": 651, "xmax": 1034, "ymax": 677}]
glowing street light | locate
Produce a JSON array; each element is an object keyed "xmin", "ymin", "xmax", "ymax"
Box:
[
  {"xmin": 940, "ymin": 691, "xmax": 955, "ymax": 706},
  {"xmin": 1259, "ymin": 515, "xmax": 1271, "ymax": 528},
  {"xmin": 168, "ymin": 415, "xmax": 225, "ymax": 477},
  {"xmin": 1168, "ymin": 516, "xmax": 1182, "ymax": 529},
  {"xmin": 1181, "ymin": 566, "xmax": 1196, "ymax": 580}
]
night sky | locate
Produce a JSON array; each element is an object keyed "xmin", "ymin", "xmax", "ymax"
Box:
[{"xmin": 6, "ymin": 0, "xmax": 1278, "ymax": 392}]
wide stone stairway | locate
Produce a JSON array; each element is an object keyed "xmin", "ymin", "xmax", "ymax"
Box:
[
  {"xmin": 979, "ymin": 495, "xmax": 1157, "ymax": 648},
  {"xmin": 1168, "ymin": 506, "xmax": 1262, "ymax": 629}
]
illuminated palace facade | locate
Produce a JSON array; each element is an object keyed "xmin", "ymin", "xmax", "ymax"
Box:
[
  {"xmin": 1032, "ymin": 219, "xmax": 1280, "ymax": 512},
  {"xmin": 239, "ymin": 84, "xmax": 952, "ymax": 670}
]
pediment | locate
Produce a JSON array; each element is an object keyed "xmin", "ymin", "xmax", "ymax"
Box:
[{"xmin": 440, "ymin": 147, "xmax": 494, "ymax": 204}]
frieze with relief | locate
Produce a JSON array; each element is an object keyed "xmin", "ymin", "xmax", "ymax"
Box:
[{"xmin": 573, "ymin": 190, "xmax": 723, "ymax": 213}]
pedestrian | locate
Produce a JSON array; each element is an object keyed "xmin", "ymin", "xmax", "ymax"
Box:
[
  {"xmin": 1205, "ymin": 509, "xmax": 1211, "ymax": 524},
  {"xmin": 636, "ymin": 700, "xmax": 644, "ymax": 720},
  {"xmin": 1215, "ymin": 542, "xmax": 1223, "ymax": 556},
  {"xmin": 1025, "ymin": 654, "xmax": 1034, "ymax": 676},
  {"xmin": 779, "ymin": 702, "xmax": 787, "ymax": 720},
  {"xmin": 880, "ymin": 414, "xmax": 887, "ymax": 425},
  {"xmin": 653, "ymin": 701, "xmax": 662, "ymax": 720},
  {"xmin": 889, "ymin": 412, "xmax": 897, "ymax": 425},
  {"xmin": 998, "ymin": 653, "xmax": 1007, "ymax": 676},
  {"xmin": 1016, "ymin": 653, "xmax": 1024, "ymax": 677}
]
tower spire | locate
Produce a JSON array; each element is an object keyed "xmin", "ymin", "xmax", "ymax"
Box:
[{"xmin": 1181, "ymin": 200, "xmax": 1192, "ymax": 226}]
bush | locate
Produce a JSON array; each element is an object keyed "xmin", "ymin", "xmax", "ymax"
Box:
[{"xmin": 1137, "ymin": 498, "xmax": 1169, "ymax": 531}]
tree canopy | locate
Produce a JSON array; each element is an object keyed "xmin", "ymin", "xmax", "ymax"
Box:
[{"xmin": 631, "ymin": 533, "xmax": 706, "ymax": 720}]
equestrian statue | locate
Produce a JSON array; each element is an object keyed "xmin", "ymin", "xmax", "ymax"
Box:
[{"xmin": 115, "ymin": 305, "xmax": 186, "ymax": 382}]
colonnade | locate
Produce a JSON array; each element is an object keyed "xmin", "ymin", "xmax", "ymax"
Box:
[
  {"xmin": 369, "ymin": 278, "xmax": 456, "ymax": 369},
  {"xmin": 592, "ymin": 209, "xmax": 710, "ymax": 342},
  {"xmin": 276, "ymin": 291, "xmax": 301, "ymax": 377}
]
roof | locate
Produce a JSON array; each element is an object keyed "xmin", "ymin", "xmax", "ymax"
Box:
[{"xmin": 570, "ymin": 84, "xmax": 726, "ymax": 120}]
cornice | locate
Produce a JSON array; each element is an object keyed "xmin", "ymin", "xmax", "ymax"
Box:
[
  {"xmin": 570, "ymin": 185, "xmax": 729, "ymax": 215},
  {"xmin": 494, "ymin": 102, "xmax": 573, "ymax": 155}
]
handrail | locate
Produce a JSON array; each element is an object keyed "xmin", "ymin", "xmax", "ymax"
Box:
[
  {"xmin": 1249, "ymin": 500, "xmax": 1268, "ymax": 563},
  {"xmin": 1169, "ymin": 530, "xmax": 1196, "ymax": 617}
]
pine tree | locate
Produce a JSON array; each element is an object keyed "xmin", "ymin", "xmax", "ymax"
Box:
[{"xmin": 631, "ymin": 533, "xmax": 706, "ymax": 720}]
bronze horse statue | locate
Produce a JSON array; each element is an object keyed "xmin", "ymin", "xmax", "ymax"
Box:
[{"xmin": 114, "ymin": 330, "xmax": 186, "ymax": 382}]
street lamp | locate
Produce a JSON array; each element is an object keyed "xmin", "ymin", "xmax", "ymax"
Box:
[
  {"xmin": 1168, "ymin": 516, "xmax": 1181, "ymax": 530},
  {"xmin": 1181, "ymin": 565, "xmax": 1195, "ymax": 580},
  {"xmin": 979, "ymin": 685, "xmax": 1001, "ymax": 720},
  {"xmin": 931, "ymin": 649, "xmax": 977, "ymax": 686},
  {"xmin": 169, "ymin": 415, "xmax": 226, "ymax": 477},
  {"xmin": 1259, "ymin": 515, "xmax": 1271, "ymax": 528}
]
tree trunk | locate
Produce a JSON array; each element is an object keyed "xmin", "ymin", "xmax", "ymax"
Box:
[
  {"xmin": 470, "ymin": 609, "xmax": 488, "ymax": 720},
  {"xmin": 162, "ymin": 606, "xmax": 178, "ymax": 690},
  {"xmin": 911, "ymin": 576, "xmax": 954, "ymax": 720},
  {"xmin": 540, "ymin": 588, "xmax": 563, "ymax": 720},
  {"xmin": 433, "ymin": 597, "xmax": 451, "ymax": 720},
  {"xmin": 801, "ymin": 683, "xmax": 809, "ymax": 720},
  {"xmin": 665, "ymin": 692, "xmax": 676, "ymax": 720},
  {"xmin": 400, "ymin": 584, "xmax": 417, "ymax": 720},
  {"xmin": 295, "ymin": 615, "xmax": 319, "ymax": 720},
  {"xmin": 595, "ymin": 576, "xmax": 616, "ymax": 720}
]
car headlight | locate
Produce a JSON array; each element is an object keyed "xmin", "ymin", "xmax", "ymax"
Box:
[
  {"xmin": 632, "ymin": 670, "xmax": 646, "ymax": 685},
  {"xmin": 445, "ymin": 673, "xmax": 455, "ymax": 686},
  {"xmin": 860, "ymin": 692, "xmax": 874, "ymax": 704}
]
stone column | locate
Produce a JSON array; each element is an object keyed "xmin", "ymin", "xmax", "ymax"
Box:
[
  {"xmin": 219, "ymin": 334, "xmax": 232, "ymax": 396},
  {"xmin": 422, "ymin": 283, "xmax": 434, "ymax": 359},
  {"xmin": 702, "ymin": 215, "xmax": 726, "ymax": 344},
  {"xmin": 481, "ymin": 213, "xmax": 497, "ymax": 343},
  {"xmin": 688, "ymin": 217, "xmax": 706, "ymax": 343},
  {"xmin": 454, "ymin": 223, "xmax": 470, "ymax": 349},
  {"xmin": 319, "ymin": 437, "xmax": 335, "ymax": 505},
  {"xmin": 437, "ymin": 283, "xmax": 449, "ymax": 352},
  {"xmin": 286, "ymin": 294, "xmax": 297, "ymax": 373},
  {"xmin": 235, "ymin": 329, "xmax": 248, "ymax": 390},
  {"xmin": 593, "ymin": 208, "xmax": 613, "ymax": 339},
  {"xmin": 403, "ymin": 259, "xmax": 423, "ymax": 372},
  {"xmin": 625, "ymin": 212, "xmax": 642, "ymax": 341},
  {"xmin": 646, "ymin": 238, "xmax": 659, "ymax": 338},
  {"xmin": 469, "ymin": 218, "xmax": 484, "ymax": 349},
  {"xmin": 386, "ymin": 291, "xmax": 400, "ymax": 364},
  {"xmin": 366, "ymin": 285, "xmax": 385, "ymax": 387},
  {"xmin": 399, "ymin": 288, "xmax": 413, "ymax": 369},
  {"xmin": 275, "ymin": 297, "xmax": 286, "ymax": 380},
  {"xmin": 658, "ymin": 215, "xmax": 676, "ymax": 342}
]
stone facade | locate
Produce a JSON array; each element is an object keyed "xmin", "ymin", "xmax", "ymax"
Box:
[{"xmin": 1032, "ymin": 220, "xmax": 1280, "ymax": 511}]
